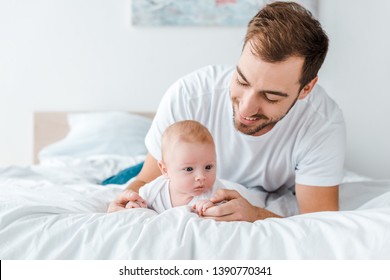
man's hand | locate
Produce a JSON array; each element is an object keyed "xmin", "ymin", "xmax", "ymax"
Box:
[
  {"xmin": 202, "ymin": 189, "xmax": 281, "ymax": 222},
  {"xmin": 107, "ymin": 190, "xmax": 147, "ymax": 213}
]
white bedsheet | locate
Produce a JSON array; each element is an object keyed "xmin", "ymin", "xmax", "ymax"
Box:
[{"xmin": 1, "ymin": 162, "xmax": 390, "ymax": 259}]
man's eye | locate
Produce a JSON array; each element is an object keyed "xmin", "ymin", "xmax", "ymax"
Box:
[
  {"xmin": 264, "ymin": 94, "xmax": 281, "ymax": 104},
  {"xmin": 236, "ymin": 77, "xmax": 249, "ymax": 87},
  {"xmin": 184, "ymin": 167, "xmax": 193, "ymax": 172}
]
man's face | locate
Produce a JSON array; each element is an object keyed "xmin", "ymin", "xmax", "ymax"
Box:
[{"xmin": 230, "ymin": 43, "xmax": 306, "ymax": 136}]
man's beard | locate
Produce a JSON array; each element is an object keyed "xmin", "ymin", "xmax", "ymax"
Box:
[
  {"xmin": 232, "ymin": 110, "xmax": 280, "ymax": 136},
  {"xmin": 232, "ymin": 97, "xmax": 299, "ymax": 136}
]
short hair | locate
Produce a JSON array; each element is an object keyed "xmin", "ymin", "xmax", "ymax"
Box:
[
  {"xmin": 161, "ymin": 120, "xmax": 215, "ymax": 161},
  {"xmin": 244, "ymin": 1, "xmax": 329, "ymax": 90}
]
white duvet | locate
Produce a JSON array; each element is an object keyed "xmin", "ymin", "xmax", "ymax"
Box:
[{"xmin": 1, "ymin": 158, "xmax": 390, "ymax": 259}]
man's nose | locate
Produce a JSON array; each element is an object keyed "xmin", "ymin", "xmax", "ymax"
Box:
[{"xmin": 240, "ymin": 90, "xmax": 260, "ymax": 116}]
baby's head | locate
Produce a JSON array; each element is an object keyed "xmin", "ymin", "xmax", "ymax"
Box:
[{"xmin": 159, "ymin": 120, "xmax": 216, "ymax": 197}]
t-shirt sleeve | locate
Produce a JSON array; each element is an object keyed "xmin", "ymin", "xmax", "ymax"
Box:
[
  {"xmin": 294, "ymin": 113, "xmax": 346, "ymax": 186},
  {"xmin": 139, "ymin": 176, "xmax": 166, "ymax": 209},
  {"xmin": 138, "ymin": 181, "xmax": 152, "ymax": 204}
]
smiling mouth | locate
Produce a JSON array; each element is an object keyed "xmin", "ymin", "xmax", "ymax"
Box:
[
  {"xmin": 241, "ymin": 115, "xmax": 260, "ymax": 123},
  {"xmin": 232, "ymin": 102, "xmax": 267, "ymax": 125},
  {"xmin": 243, "ymin": 116, "xmax": 258, "ymax": 121},
  {"xmin": 238, "ymin": 113, "xmax": 266, "ymax": 126}
]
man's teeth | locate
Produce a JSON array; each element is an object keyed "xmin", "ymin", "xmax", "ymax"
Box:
[{"xmin": 244, "ymin": 117, "xmax": 257, "ymax": 121}]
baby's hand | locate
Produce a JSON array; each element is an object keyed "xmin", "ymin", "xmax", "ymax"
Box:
[
  {"xmin": 125, "ymin": 192, "xmax": 147, "ymax": 209},
  {"xmin": 192, "ymin": 199, "xmax": 215, "ymax": 216},
  {"xmin": 125, "ymin": 201, "xmax": 146, "ymax": 209}
]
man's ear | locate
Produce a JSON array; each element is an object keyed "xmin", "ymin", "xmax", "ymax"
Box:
[
  {"xmin": 158, "ymin": 161, "xmax": 168, "ymax": 177},
  {"xmin": 298, "ymin": 76, "xmax": 318, "ymax": 100}
]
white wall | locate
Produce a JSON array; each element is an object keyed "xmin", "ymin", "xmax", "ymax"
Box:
[
  {"xmin": 319, "ymin": 0, "xmax": 390, "ymax": 179},
  {"xmin": 0, "ymin": 0, "xmax": 389, "ymax": 179},
  {"xmin": 0, "ymin": 0, "xmax": 245, "ymax": 165}
]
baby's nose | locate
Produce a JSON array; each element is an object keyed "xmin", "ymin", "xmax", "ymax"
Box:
[{"xmin": 195, "ymin": 172, "xmax": 205, "ymax": 181}]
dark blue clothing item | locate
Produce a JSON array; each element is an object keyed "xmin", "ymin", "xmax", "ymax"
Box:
[{"xmin": 102, "ymin": 161, "xmax": 144, "ymax": 185}]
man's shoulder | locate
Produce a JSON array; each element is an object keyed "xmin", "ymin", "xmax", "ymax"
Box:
[
  {"xmin": 293, "ymin": 84, "xmax": 345, "ymax": 146},
  {"xmin": 304, "ymin": 84, "xmax": 343, "ymax": 120}
]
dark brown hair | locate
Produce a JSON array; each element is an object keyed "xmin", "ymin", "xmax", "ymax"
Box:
[{"xmin": 245, "ymin": 1, "xmax": 329, "ymax": 89}]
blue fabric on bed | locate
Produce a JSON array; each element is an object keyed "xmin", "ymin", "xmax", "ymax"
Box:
[{"xmin": 102, "ymin": 161, "xmax": 144, "ymax": 185}]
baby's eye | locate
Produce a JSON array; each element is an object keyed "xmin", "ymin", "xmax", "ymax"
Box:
[
  {"xmin": 205, "ymin": 165, "xmax": 214, "ymax": 170},
  {"xmin": 184, "ymin": 167, "xmax": 193, "ymax": 172}
]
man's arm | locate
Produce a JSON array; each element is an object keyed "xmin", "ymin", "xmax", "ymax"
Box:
[
  {"xmin": 295, "ymin": 184, "xmax": 339, "ymax": 213},
  {"xmin": 126, "ymin": 153, "xmax": 161, "ymax": 193},
  {"xmin": 107, "ymin": 153, "xmax": 161, "ymax": 213},
  {"xmin": 201, "ymin": 184, "xmax": 339, "ymax": 222}
]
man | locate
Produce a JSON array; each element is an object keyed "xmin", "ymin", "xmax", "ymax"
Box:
[{"xmin": 108, "ymin": 1, "xmax": 346, "ymax": 222}]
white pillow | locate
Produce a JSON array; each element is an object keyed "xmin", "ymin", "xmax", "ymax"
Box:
[
  {"xmin": 38, "ymin": 112, "xmax": 152, "ymax": 160},
  {"xmin": 39, "ymin": 154, "xmax": 146, "ymax": 184}
]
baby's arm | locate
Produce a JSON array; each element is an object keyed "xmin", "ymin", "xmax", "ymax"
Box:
[{"xmin": 192, "ymin": 199, "xmax": 215, "ymax": 216}]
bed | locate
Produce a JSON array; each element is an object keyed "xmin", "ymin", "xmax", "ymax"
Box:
[{"xmin": 1, "ymin": 111, "xmax": 390, "ymax": 260}]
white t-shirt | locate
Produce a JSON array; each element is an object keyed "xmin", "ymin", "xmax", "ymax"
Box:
[
  {"xmin": 145, "ymin": 65, "xmax": 346, "ymax": 192},
  {"xmin": 139, "ymin": 175, "xmax": 266, "ymax": 214}
]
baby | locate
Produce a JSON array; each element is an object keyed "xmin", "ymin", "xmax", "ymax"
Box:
[{"xmin": 126, "ymin": 120, "xmax": 229, "ymax": 215}]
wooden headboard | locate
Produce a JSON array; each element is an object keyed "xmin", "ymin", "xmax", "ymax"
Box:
[{"xmin": 33, "ymin": 111, "xmax": 155, "ymax": 164}]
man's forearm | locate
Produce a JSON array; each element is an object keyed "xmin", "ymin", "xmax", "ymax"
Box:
[
  {"xmin": 256, "ymin": 207, "xmax": 282, "ymax": 220},
  {"xmin": 126, "ymin": 179, "xmax": 147, "ymax": 193}
]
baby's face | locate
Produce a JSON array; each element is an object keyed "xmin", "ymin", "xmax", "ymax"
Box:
[{"xmin": 164, "ymin": 141, "xmax": 216, "ymax": 197}]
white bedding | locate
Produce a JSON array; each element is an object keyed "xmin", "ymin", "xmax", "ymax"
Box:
[{"xmin": 1, "ymin": 159, "xmax": 390, "ymax": 260}]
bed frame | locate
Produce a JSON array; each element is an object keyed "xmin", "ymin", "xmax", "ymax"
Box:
[{"xmin": 33, "ymin": 112, "xmax": 155, "ymax": 164}]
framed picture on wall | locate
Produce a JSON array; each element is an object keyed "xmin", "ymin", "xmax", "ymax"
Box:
[{"xmin": 131, "ymin": 0, "xmax": 319, "ymax": 26}]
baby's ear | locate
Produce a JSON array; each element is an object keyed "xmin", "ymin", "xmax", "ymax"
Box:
[{"xmin": 158, "ymin": 161, "xmax": 168, "ymax": 177}]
